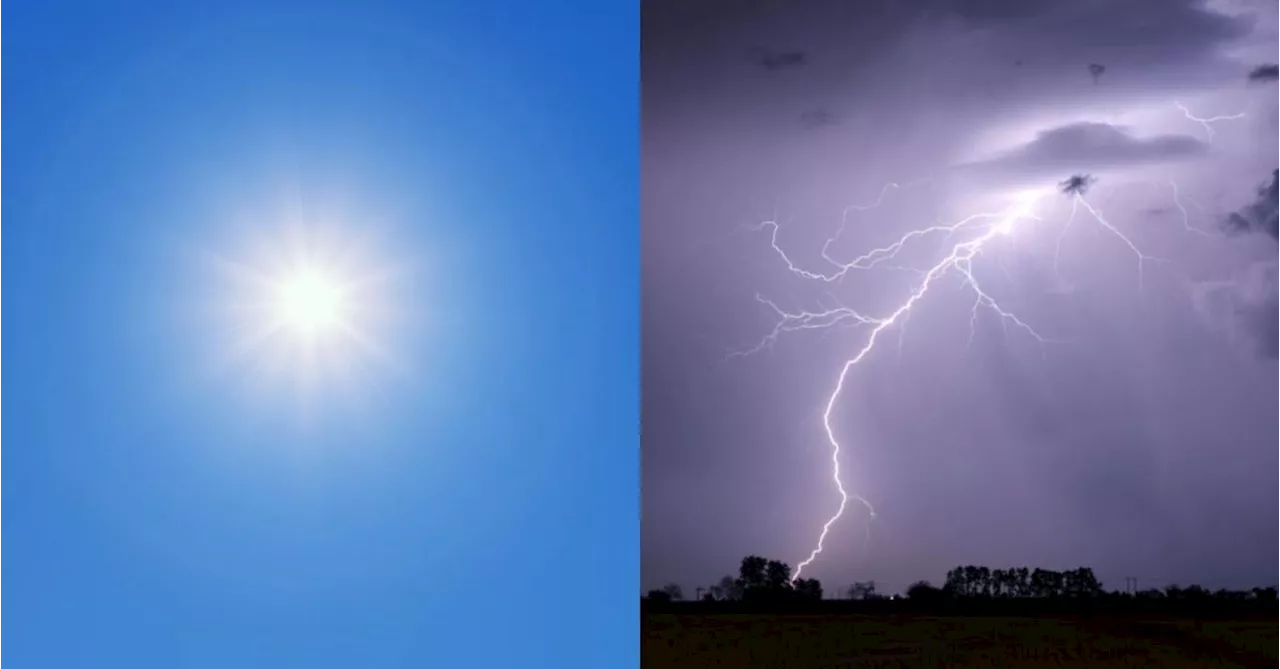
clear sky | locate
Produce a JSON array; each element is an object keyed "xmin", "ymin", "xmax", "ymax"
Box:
[
  {"xmin": 643, "ymin": 0, "xmax": 1277, "ymax": 595},
  {"xmin": 6, "ymin": 1, "xmax": 638, "ymax": 666}
]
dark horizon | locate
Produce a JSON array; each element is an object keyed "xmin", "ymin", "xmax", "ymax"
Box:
[{"xmin": 645, "ymin": 555, "xmax": 1280, "ymax": 601}]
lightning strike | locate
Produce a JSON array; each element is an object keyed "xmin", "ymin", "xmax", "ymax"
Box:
[
  {"xmin": 1169, "ymin": 180, "xmax": 1214, "ymax": 237},
  {"xmin": 1174, "ymin": 101, "xmax": 1246, "ymax": 140},
  {"xmin": 734, "ymin": 181, "xmax": 1161, "ymax": 582},
  {"xmin": 1071, "ymin": 195, "xmax": 1167, "ymax": 292}
]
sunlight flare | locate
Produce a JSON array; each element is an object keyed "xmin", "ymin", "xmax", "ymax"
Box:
[
  {"xmin": 203, "ymin": 218, "xmax": 408, "ymax": 398},
  {"xmin": 275, "ymin": 270, "xmax": 347, "ymax": 337}
]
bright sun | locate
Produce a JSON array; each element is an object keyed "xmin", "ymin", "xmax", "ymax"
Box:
[
  {"xmin": 275, "ymin": 271, "xmax": 346, "ymax": 336},
  {"xmin": 206, "ymin": 218, "xmax": 406, "ymax": 397}
]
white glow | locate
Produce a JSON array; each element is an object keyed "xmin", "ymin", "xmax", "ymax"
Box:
[
  {"xmin": 200, "ymin": 216, "xmax": 409, "ymax": 404},
  {"xmin": 996, "ymin": 189, "xmax": 1046, "ymax": 235},
  {"xmin": 275, "ymin": 271, "xmax": 346, "ymax": 336}
]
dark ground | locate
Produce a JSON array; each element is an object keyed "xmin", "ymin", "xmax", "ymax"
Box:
[{"xmin": 642, "ymin": 613, "xmax": 1278, "ymax": 668}]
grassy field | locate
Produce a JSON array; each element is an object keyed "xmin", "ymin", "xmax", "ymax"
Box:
[{"xmin": 642, "ymin": 613, "xmax": 1278, "ymax": 668}]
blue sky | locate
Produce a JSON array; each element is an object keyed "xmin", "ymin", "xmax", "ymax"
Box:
[{"xmin": 5, "ymin": 1, "xmax": 638, "ymax": 666}]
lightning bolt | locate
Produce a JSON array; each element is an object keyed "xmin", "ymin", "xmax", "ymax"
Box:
[
  {"xmin": 1174, "ymin": 101, "xmax": 1246, "ymax": 141},
  {"xmin": 1169, "ymin": 180, "xmax": 1214, "ymax": 237},
  {"xmin": 734, "ymin": 184, "xmax": 1160, "ymax": 582}
]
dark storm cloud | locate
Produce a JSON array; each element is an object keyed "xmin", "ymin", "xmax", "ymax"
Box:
[
  {"xmin": 1224, "ymin": 170, "xmax": 1279, "ymax": 239},
  {"xmin": 960, "ymin": 123, "xmax": 1207, "ymax": 182},
  {"xmin": 1248, "ymin": 64, "xmax": 1279, "ymax": 82},
  {"xmin": 1059, "ymin": 174, "xmax": 1097, "ymax": 197},
  {"xmin": 1085, "ymin": 1, "xmax": 1245, "ymax": 43},
  {"xmin": 645, "ymin": 0, "xmax": 1252, "ymax": 81},
  {"xmin": 928, "ymin": 0, "xmax": 1253, "ymax": 62}
]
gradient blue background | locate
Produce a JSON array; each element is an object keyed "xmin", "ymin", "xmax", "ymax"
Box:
[{"xmin": 5, "ymin": 1, "xmax": 638, "ymax": 666}]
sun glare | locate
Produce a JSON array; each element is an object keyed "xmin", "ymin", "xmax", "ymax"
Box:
[
  {"xmin": 204, "ymin": 218, "xmax": 408, "ymax": 398},
  {"xmin": 276, "ymin": 271, "xmax": 346, "ymax": 336}
]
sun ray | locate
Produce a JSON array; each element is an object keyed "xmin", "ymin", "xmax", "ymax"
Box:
[{"xmin": 199, "ymin": 220, "xmax": 408, "ymax": 400}]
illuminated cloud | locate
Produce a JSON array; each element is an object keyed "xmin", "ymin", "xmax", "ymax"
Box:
[{"xmin": 960, "ymin": 122, "xmax": 1207, "ymax": 183}]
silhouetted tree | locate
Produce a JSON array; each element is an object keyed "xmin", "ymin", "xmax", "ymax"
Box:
[
  {"xmin": 1214, "ymin": 588, "xmax": 1247, "ymax": 601},
  {"xmin": 846, "ymin": 581, "xmax": 877, "ymax": 600},
  {"xmin": 661, "ymin": 583, "xmax": 684, "ymax": 601},
  {"xmin": 1013, "ymin": 567, "xmax": 1031, "ymax": 597},
  {"xmin": 736, "ymin": 556, "xmax": 768, "ymax": 593},
  {"xmin": 691, "ymin": 555, "xmax": 1276, "ymax": 615},
  {"xmin": 990, "ymin": 568, "xmax": 1007, "ymax": 597},
  {"xmin": 1063, "ymin": 568, "xmax": 1103, "ymax": 598},
  {"xmin": 1030, "ymin": 568, "xmax": 1054, "ymax": 597},
  {"xmin": 906, "ymin": 580, "xmax": 945, "ymax": 603},
  {"xmin": 736, "ymin": 555, "xmax": 797, "ymax": 603},
  {"xmin": 943, "ymin": 565, "xmax": 1105, "ymax": 600},
  {"xmin": 764, "ymin": 560, "xmax": 792, "ymax": 591},
  {"xmin": 1183, "ymin": 585, "xmax": 1211, "ymax": 600},
  {"xmin": 945, "ymin": 566, "xmax": 986, "ymax": 598},
  {"xmin": 711, "ymin": 575, "xmax": 741, "ymax": 601},
  {"xmin": 1163, "ymin": 584, "xmax": 1216, "ymax": 601},
  {"xmin": 977, "ymin": 566, "xmax": 993, "ymax": 597},
  {"xmin": 793, "ymin": 578, "xmax": 823, "ymax": 601},
  {"xmin": 949, "ymin": 567, "xmax": 965, "ymax": 596},
  {"xmin": 645, "ymin": 589, "xmax": 671, "ymax": 603}
]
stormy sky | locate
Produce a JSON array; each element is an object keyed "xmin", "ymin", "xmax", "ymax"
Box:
[{"xmin": 642, "ymin": 0, "xmax": 1278, "ymax": 596}]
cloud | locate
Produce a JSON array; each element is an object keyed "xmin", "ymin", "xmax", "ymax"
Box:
[
  {"xmin": 1058, "ymin": 173, "xmax": 1097, "ymax": 196},
  {"xmin": 958, "ymin": 122, "xmax": 1207, "ymax": 183},
  {"xmin": 1248, "ymin": 64, "xmax": 1279, "ymax": 82},
  {"xmin": 1223, "ymin": 170, "xmax": 1278, "ymax": 239},
  {"xmin": 643, "ymin": 0, "xmax": 1256, "ymax": 136},
  {"xmin": 935, "ymin": 0, "xmax": 1252, "ymax": 52},
  {"xmin": 1192, "ymin": 262, "xmax": 1279, "ymax": 359},
  {"xmin": 747, "ymin": 46, "xmax": 807, "ymax": 71}
]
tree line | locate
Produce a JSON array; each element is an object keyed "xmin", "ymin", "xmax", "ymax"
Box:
[
  {"xmin": 646, "ymin": 555, "xmax": 819, "ymax": 604},
  {"xmin": 644, "ymin": 554, "xmax": 1278, "ymax": 611}
]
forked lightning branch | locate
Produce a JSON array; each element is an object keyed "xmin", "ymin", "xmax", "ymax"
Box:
[{"xmin": 733, "ymin": 175, "xmax": 1166, "ymax": 582}]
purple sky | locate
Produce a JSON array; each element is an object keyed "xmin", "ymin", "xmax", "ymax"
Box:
[{"xmin": 642, "ymin": 0, "xmax": 1278, "ymax": 596}]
